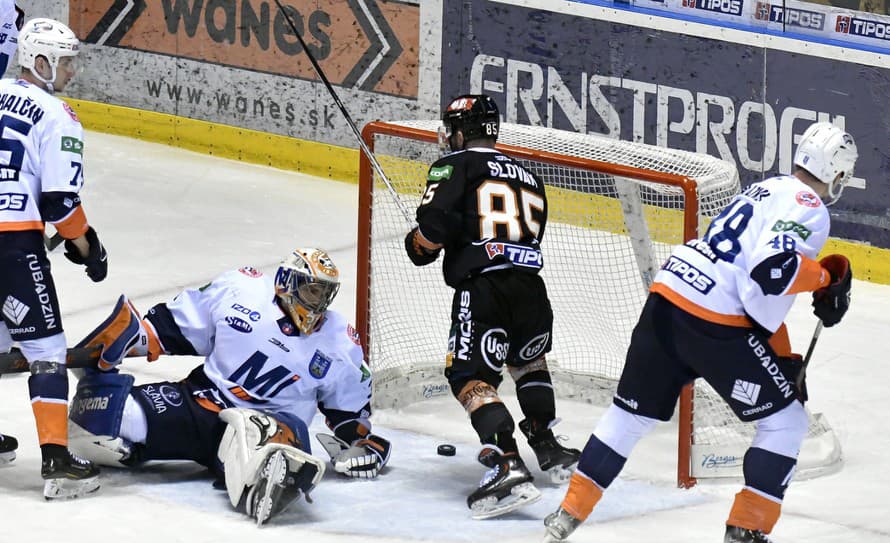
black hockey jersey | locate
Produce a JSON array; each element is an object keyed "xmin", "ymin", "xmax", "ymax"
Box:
[{"xmin": 415, "ymin": 147, "xmax": 548, "ymax": 287}]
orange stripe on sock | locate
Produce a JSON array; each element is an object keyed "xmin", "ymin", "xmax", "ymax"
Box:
[
  {"xmin": 31, "ymin": 401, "xmax": 68, "ymax": 446},
  {"xmin": 561, "ymin": 472, "xmax": 603, "ymax": 522},
  {"xmin": 727, "ymin": 488, "xmax": 782, "ymax": 534}
]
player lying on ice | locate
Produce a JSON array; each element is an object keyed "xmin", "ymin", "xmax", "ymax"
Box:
[{"xmin": 67, "ymin": 248, "xmax": 391, "ymax": 525}]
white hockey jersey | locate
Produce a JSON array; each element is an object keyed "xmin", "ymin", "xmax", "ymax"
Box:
[
  {"xmin": 0, "ymin": 1, "xmax": 19, "ymax": 76},
  {"xmin": 0, "ymin": 77, "xmax": 86, "ymax": 235},
  {"xmin": 651, "ymin": 175, "xmax": 832, "ymax": 334},
  {"xmin": 166, "ymin": 267, "xmax": 371, "ymax": 428}
]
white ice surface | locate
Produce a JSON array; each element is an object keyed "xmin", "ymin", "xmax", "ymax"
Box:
[{"xmin": 1, "ymin": 132, "xmax": 888, "ymax": 543}]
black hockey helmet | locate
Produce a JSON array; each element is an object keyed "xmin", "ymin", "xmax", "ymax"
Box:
[{"xmin": 441, "ymin": 94, "xmax": 500, "ymax": 150}]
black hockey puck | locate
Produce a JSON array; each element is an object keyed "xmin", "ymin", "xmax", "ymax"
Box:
[{"xmin": 437, "ymin": 444, "xmax": 456, "ymax": 456}]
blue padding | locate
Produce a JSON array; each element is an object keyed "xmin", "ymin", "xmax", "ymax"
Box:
[
  {"xmin": 70, "ymin": 371, "xmax": 135, "ymax": 438},
  {"xmin": 268, "ymin": 411, "xmax": 311, "ymax": 454},
  {"xmin": 743, "ymin": 447, "xmax": 797, "ymax": 500},
  {"xmin": 28, "ymin": 371, "xmax": 69, "ymax": 402},
  {"xmin": 577, "ymin": 435, "xmax": 628, "ymax": 489}
]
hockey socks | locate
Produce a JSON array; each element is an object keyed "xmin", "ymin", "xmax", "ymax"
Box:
[
  {"xmin": 727, "ymin": 489, "xmax": 781, "ymax": 534},
  {"xmin": 557, "ymin": 434, "xmax": 624, "ymax": 522},
  {"xmin": 726, "ymin": 447, "xmax": 796, "ymax": 534}
]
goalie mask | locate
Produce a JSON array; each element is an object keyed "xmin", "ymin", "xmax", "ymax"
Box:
[
  {"xmin": 793, "ymin": 122, "xmax": 857, "ymax": 206},
  {"xmin": 274, "ymin": 248, "xmax": 340, "ymax": 335},
  {"xmin": 439, "ymin": 94, "xmax": 500, "ymax": 153},
  {"xmin": 18, "ymin": 18, "xmax": 80, "ymax": 94}
]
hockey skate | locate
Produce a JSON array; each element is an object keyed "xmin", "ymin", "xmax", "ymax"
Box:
[
  {"xmin": 242, "ymin": 449, "xmax": 322, "ymax": 526},
  {"xmin": 0, "ymin": 433, "xmax": 17, "ymax": 465},
  {"xmin": 725, "ymin": 525, "xmax": 776, "ymax": 543},
  {"xmin": 520, "ymin": 418, "xmax": 581, "ymax": 484},
  {"xmin": 467, "ymin": 446, "xmax": 541, "ymax": 520},
  {"xmin": 543, "ymin": 506, "xmax": 583, "ymax": 542},
  {"xmin": 41, "ymin": 448, "xmax": 100, "ymax": 500}
]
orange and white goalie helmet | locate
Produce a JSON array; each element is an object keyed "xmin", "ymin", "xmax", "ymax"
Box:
[{"xmin": 274, "ymin": 248, "xmax": 340, "ymax": 335}]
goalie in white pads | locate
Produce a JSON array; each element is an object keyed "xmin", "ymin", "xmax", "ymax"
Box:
[{"xmin": 67, "ymin": 248, "xmax": 391, "ymax": 525}]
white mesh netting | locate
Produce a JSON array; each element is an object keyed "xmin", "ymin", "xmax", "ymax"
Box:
[{"xmin": 360, "ymin": 120, "xmax": 840, "ymax": 482}]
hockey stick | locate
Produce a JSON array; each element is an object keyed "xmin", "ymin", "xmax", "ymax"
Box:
[
  {"xmin": 796, "ymin": 320, "xmax": 824, "ymax": 388},
  {"xmin": 0, "ymin": 346, "xmax": 101, "ymax": 375},
  {"xmin": 44, "ymin": 232, "xmax": 64, "ymax": 251},
  {"xmin": 273, "ymin": 0, "xmax": 414, "ymax": 227}
]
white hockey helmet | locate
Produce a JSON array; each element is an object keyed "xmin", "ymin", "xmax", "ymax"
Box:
[
  {"xmin": 793, "ymin": 122, "xmax": 857, "ymax": 206},
  {"xmin": 274, "ymin": 248, "xmax": 340, "ymax": 335},
  {"xmin": 18, "ymin": 18, "xmax": 80, "ymax": 90}
]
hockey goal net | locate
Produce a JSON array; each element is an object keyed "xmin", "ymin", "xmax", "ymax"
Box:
[{"xmin": 356, "ymin": 120, "xmax": 841, "ymax": 487}]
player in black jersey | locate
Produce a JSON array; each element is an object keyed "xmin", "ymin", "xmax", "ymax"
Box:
[{"xmin": 405, "ymin": 94, "xmax": 580, "ymax": 519}]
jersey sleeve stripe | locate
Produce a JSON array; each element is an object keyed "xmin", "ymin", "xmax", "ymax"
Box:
[
  {"xmin": 784, "ymin": 255, "xmax": 831, "ymax": 295},
  {"xmin": 51, "ymin": 205, "xmax": 89, "ymax": 239}
]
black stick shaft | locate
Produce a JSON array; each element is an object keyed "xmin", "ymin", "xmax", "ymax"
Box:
[{"xmin": 273, "ymin": 0, "xmax": 414, "ymax": 226}]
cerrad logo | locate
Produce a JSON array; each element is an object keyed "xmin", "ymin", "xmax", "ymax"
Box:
[{"xmin": 69, "ymin": 0, "xmax": 420, "ymax": 98}]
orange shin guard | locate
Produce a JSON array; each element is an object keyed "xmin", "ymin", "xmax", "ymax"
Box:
[
  {"xmin": 561, "ymin": 472, "xmax": 603, "ymax": 522},
  {"xmin": 727, "ymin": 488, "xmax": 782, "ymax": 534}
]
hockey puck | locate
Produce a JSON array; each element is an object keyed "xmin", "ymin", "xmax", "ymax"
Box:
[{"xmin": 437, "ymin": 444, "xmax": 456, "ymax": 456}]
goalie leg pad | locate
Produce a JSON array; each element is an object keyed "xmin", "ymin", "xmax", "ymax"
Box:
[
  {"xmin": 69, "ymin": 371, "xmax": 139, "ymax": 466},
  {"xmin": 77, "ymin": 295, "xmax": 160, "ymax": 369},
  {"xmin": 217, "ymin": 408, "xmax": 324, "ymax": 519}
]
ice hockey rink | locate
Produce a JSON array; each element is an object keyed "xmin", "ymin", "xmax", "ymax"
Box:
[{"xmin": 1, "ymin": 131, "xmax": 888, "ymax": 543}]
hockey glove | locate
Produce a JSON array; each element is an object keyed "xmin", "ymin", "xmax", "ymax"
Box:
[
  {"xmin": 405, "ymin": 227, "xmax": 441, "ymax": 266},
  {"xmin": 317, "ymin": 433, "xmax": 391, "ymax": 479},
  {"xmin": 812, "ymin": 254, "xmax": 851, "ymax": 327},
  {"xmin": 64, "ymin": 226, "xmax": 108, "ymax": 282}
]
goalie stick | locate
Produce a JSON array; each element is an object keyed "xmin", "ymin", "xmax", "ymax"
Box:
[
  {"xmin": 0, "ymin": 346, "xmax": 101, "ymax": 375},
  {"xmin": 273, "ymin": 0, "xmax": 415, "ymax": 228}
]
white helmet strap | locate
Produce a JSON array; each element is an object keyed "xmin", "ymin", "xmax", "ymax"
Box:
[{"xmin": 29, "ymin": 57, "xmax": 58, "ymax": 94}]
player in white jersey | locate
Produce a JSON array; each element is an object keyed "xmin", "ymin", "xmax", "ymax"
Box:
[
  {"xmin": 544, "ymin": 122, "xmax": 858, "ymax": 543},
  {"xmin": 0, "ymin": 18, "xmax": 107, "ymax": 499},
  {"xmin": 0, "ymin": 1, "xmax": 22, "ymax": 75},
  {"xmin": 0, "ymin": 0, "xmax": 22, "ymax": 467},
  {"xmin": 67, "ymin": 248, "xmax": 392, "ymax": 525}
]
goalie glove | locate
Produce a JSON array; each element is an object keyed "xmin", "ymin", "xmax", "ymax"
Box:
[
  {"xmin": 316, "ymin": 433, "xmax": 391, "ymax": 479},
  {"xmin": 812, "ymin": 254, "xmax": 851, "ymax": 327}
]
